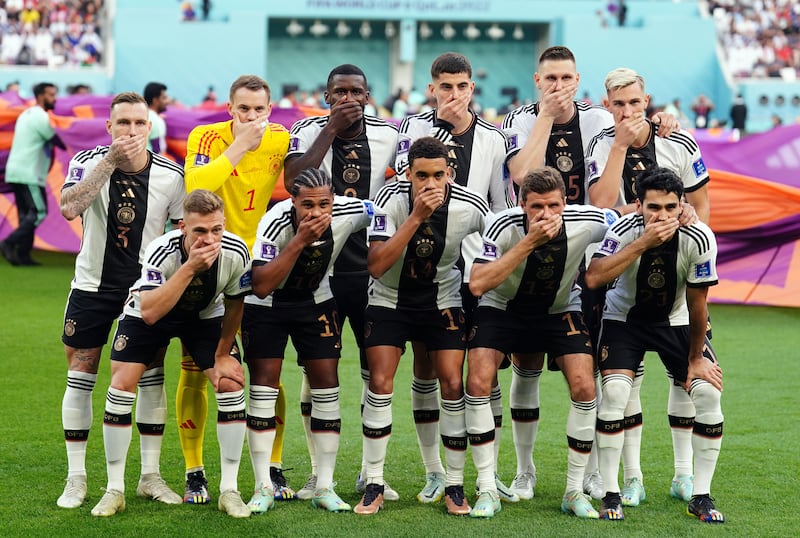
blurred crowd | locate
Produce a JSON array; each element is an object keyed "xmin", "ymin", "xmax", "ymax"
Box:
[
  {"xmin": 707, "ymin": 0, "xmax": 800, "ymax": 79},
  {"xmin": 0, "ymin": 0, "xmax": 104, "ymax": 67}
]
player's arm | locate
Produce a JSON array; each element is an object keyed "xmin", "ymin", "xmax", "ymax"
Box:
[
  {"xmin": 506, "ymin": 116, "xmax": 552, "ymax": 186},
  {"xmin": 368, "ymin": 189, "xmax": 442, "ymax": 278},
  {"xmin": 207, "ymin": 297, "xmax": 246, "ymax": 391},
  {"xmin": 685, "ymin": 286, "xmax": 722, "ymax": 391},
  {"xmin": 60, "ymin": 137, "xmax": 142, "ymax": 220},
  {"xmin": 140, "ymin": 237, "xmax": 222, "ymax": 324},
  {"xmin": 251, "ymin": 213, "xmax": 332, "ymax": 298},
  {"xmin": 685, "ymin": 184, "xmax": 709, "ymax": 224}
]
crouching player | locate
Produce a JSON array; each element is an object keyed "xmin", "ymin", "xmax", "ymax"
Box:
[
  {"xmin": 585, "ymin": 168, "xmax": 724, "ymax": 523},
  {"xmin": 467, "ymin": 166, "xmax": 616, "ymax": 519},
  {"xmin": 242, "ymin": 168, "xmax": 374, "ymax": 514},
  {"xmin": 91, "ymin": 190, "xmax": 252, "ymax": 518}
]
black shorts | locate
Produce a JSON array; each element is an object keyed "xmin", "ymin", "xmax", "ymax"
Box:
[
  {"xmin": 62, "ymin": 289, "xmax": 129, "ymax": 349},
  {"xmin": 330, "ymin": 273, "xmax": 368, "ymax": 349},
  {"xmin": 597, "ymin": 319, "xmax": 718, "ymax": 383},
  {"xmin": 110, "ymin": 315, "xmax": 222, "ymax": 370},
  {"xmin": 242, "ymin": 299, "xmax": 342, "ymax": 362},
  {"xmin": 364, "ymin": 305, "xmax": 466, "ymax": 351},
  {"xmin": 468, "ymin": 306, "xmax": 593, "ymax": 370}
]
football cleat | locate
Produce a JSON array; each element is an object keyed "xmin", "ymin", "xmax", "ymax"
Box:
[
  {"xmin": 57, "ymin": 475, "xmax": 87, "ymax": 509},
  {"xmin": 356, "ymin": 472, "xmax": 399, "ymax": 501},
  {"xmin": 444, "ymin": 485, "xmax": 471, "ymax": 516},
  {"xmin": 296, "ymin": 474, "xmax": 317, "ymax": 500},
  {"xmin": 476, "ymin": 474, "xmax": 520, "ymax": 503},
  {"xmin": 218, "ymin": 489, "xmax": 251, "ymax": 518},
  {"xmin": 600, "ymin": 492, "xmax": 624, "ymax": 520},
  {"xmin": 671, "ymin": 474, "xmax": 694, "ymax": 502},
  {"xmin": 184, "ymin": 470, "xmax": 210, "ymax": 504},
  {"xmin": 583, "ymin": 471, "xmax": 604, "ymax": 500},
  {"xmin": 91, "ymin": 488, "xmax": 125, "ymax": 517},
  {"xmin": 417, "ymin": 472, "xmax": 446, "ymax": 504},
  {"xmin": 137, "ymin": 473, "xmax": 182, "ymax": 504},
  {"xmin": 470, "ymin": 491, "xmax": 501, "ymax": 518},
  {"xmin": 687, "ymin": 494, "xmax": 724, "ymax": 523},
  {"xmin": 561, "ymin": 490, "xmax": 599, "ymax": 519},
  {"xmin": 270, "ymin": 467, "xmax": 296, "ymax": 500},
  {"xmin": 621, "ymin": 477, "xmax": 646, "ymax": 507},
  {"xmin": 354, "ymin": 483, "xmax": 384, "ymax": 515},
  {"xmin": 311, "ymin": 486, "xmax": 351, "ymax": 512},
  {"xmin": 247, "ymin": 483, "xmax": 275, "ymax": 514},
  {"xmin": 509, "ymin": 470, "xmax": 536, "ymax": 500}
]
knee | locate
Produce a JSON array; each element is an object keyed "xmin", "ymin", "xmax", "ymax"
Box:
[
  {"xmin": 438, "ymin": 376, "xmax": 463, "ymax": 400},
  {"xmin": 690, "ymin": 381, "xmax": 722, "ymax": 416},
  {"xmin": 217, "ymin": 377, "xmax": 244, "ymax": 394},
  {"xmin": 465, "ymin": 373, "xmax": 491, "ymax": 397},
  {"xmin": 600, "ymin": 375, "xmax": 633, "ymax": 411},
  {"xmin": 569, "ymin": 374, "xmax": 596, "ymax": 402}
]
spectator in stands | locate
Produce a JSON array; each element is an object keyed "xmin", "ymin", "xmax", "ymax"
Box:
[
  {"xmin": 663, "ymin": 98, "xmax": 692, "ymax": 130},
  {"xmin": 691, "ymin": 94, "xmax": 715, "ymax": 128},
  {"xmin": 729, "ymin": 94, "xmax": 748, "ymax": 139}
]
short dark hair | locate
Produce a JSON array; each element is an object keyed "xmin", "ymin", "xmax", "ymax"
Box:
[
  {"xmin": 184, "ymin": 189, "xmax": 224, "ymax": 215},
  {"xmin": 636, "ymin": 167, "xmax": 684, "ymax": 201},
  {"xmin": 33, "ymin": 82, "xmax": 56, "ymax": 98},
  {"xmin": 408, "ymin": 137, "xmax": 448, "ymax": 168},
  {"xmin": 290, "ymin": 168, "xmax": 333, "ymax": 197},
  {"xmin": 111, "ymin": 91, "xmax": 147, "ymax": 109},
  {"xmin": 431, "ymin": 52, "xmax": 472, "ymax": 79},
  {"xmin": 327, "ymin": 64, "xmax": 367, "ymax": 89},
  {"xmin": 538, "ymin": 46, "xmax": 576, "ymax": 65},
  {"xmin": 143, "ymin": 82, "xmax": 167, "ymax": 105},
  {"xmin": 229, "ymin": 75, "xmax": 271, "ymax": 102},
  {"xmin": 519, "ymin": 166, "xmax": 566, "ymax": 202}
]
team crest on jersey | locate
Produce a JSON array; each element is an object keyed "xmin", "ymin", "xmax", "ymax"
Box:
[
  {"xmin": 482, "ymin": 242, "xmax": 498, "ymax": 259},
  {"xmin": 239, "ymin": 270, "xmax": 252, "ymax": 288},
  {"xmin": 261, "ymin": 244, "xmax": 277, "ymax": 262},
  {"xmin": 64, "ymin": 319, "xmax": 76, "ymax": 337},
  {"xmin": 599, "ymin": 345, "xmax": 609, "ymax": 362},
  {"xmin": 343, "ymin": 166, "xmax": 361, "ymax": 183},
  {"xmin": 507, "ymin": 134, "xmax": 518, "ymax": 151},
  {"xmin": 695, "ymin": 260, "xmax": 712, "ymax": 278},
  {"xmin": 289, "ymin": 137, "xmax": 300, "ymax": 152},
  {"xmin": 397, "ymin": 139, "xmax": 410, "ymax": 154},
  {"xmin": 146, "ymin": 269, "xmax": 164, "ymax": 284},
  {"xmin": 692, "ymin": 158, "xmax": 707, "ymax": 177},
  {"xmin": 373, "ymin": 214, "xmax": 386, "ymax": 232},
  {"xmin": 555, "ymin": 153, "xmax": 573, "ymax": 173},
  {"xmin": 68, "ymin": 167, "xmax": 84, "ymax": 182},
  {"xmin": 194, "ymin": 154, "xmax": 210, "ymax": 166},
  {"xmin": 117, "ymin": 203, "xmax": 136, "ymax": 224},
  {"xmin": 599, "ymin": 238, "xmax": 619, "ymax": 255},
  {"xmin": 113, "ymin": 334, "xmax": 128, "ymax": 352}
]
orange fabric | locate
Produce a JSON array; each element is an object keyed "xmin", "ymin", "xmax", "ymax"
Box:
[{"xmin": 708, "ymin": 169, "xmax": 800, "ymax": 233}]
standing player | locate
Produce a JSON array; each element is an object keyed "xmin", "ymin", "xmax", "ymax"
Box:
[
  {"xmin": 56, "ymin": 92, "xmax": 185, "ymax": 509},
  {"xmin": 90, "ymin": 190, "xmax": 252, "ymax": 518},
  {"xmin": 501, "ymin": 46, "xmax": 677, "ymax": 500},
  {"xmin": 283, "ymin": 64, "xmax": 398, "ymax": 501},
  {"xmin": 144, "ymin": 82, "xmax": 169, "ymax": 155},
  {"xmin": 181, "ymin": 75, "xmax": 291, "ymax": 503},
  {"xmin": 354, "ymin": 137, "xmax": 488, "ymax": 516},
  {"xmin": 1, "ymin": 82, "xmax": 59, "ymax": 266},
  {"xmin": 394, "ymin": 52, "xmax": 514, "ymax": 504},
  {"xmin": 585, "ymin": 168, "xmax": 724, "ymax": 523},
  {"xmin": 467, "ymin": 167, "xmax": 615, "ymax": 519},
  {"xmin": 243, "ymin": 168, "xmax": 373, "ymax": 514},
  {"xmin": 585, "ymin": 67, "xmax": 710, "ymax": 506}
]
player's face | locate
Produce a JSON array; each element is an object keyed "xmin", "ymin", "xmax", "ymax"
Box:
[
  {"xmin": 429, "ymin": 72, "xmax": 474, "ymax": 110},
  {"xmin": 40, "ymin": 86, "xmax": 57, "ymax": 111},
  {"xmin": 325, "ymin": 74, "xmax": 369, "ymax": 109},
  {"xmin": 153, "ymin": 90, "xmax": 169, "ymax": 114},
  {"xmin": 292, "ymin": 185, "xmax": 334, "ymax": 223},
  {"xmin": 637, "ymin": 189, "xmax": 681, "ymax": 222},
  {"xmin": 181, "ymin": 210, "xmax": 225, "ymax": 250},
  {"xmin": 228, "ymin": 88, "xmax": 272, "ymax": 123},
  {"xmin": 407, "ymin": 156, "xmax": 450, "ymax": 197},
  {"xmin": 604, "ymin": 83, "xmax": 650, "ymax": 123},
  {"xmin": 534, "ymin": 59, "xmax": 579, "ymax": 94},
  {"xmin": 107, "ymin": 101, "xmax": 151, "ymax": 141},
  {"xmin": 521, "ymin": 189, "xmax": 566, "ymax": 220}
]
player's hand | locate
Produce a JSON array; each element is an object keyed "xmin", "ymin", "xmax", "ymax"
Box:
[
  {"xmin": 107, "ymin": 134, "xmax": 147, "ymax": 167},
  {"xmin": 412, "ymin": 186, "xmax": 445, "ymax": 220},
  {"xmin": 232, "ymin": 114, "xmax": 268, "ymax": 151},
  {"xmin": 613, "ymin": 112, "xmax": 648, "ymax": 149},
  {"xmin": 526, "ymin": 211, "xmax": 563, "ymax": 245},
  {"xmin": 327, "ymin": 95, "xmax": 363, "ymax": 134},
  {"xmin": 296, "ymin": 213, "xmax": 332, "ymax": 246},
  {"xmin": 436, "ymin": 91, "xmax": 472, "ymax": 127},
  {"xmin": 538, "ymin": 80, "xmax": 576, "ymax": 120},
  {"xmin": 685, "ymin": 356, "xmax": 722, "ymax": 392},
  {"xmin": 641, "ymin": 213, "xmax": 680, "ymax": 247},
  {"xmin": 652, "ymin": 111, "xmax": 680, "ymax": 138},
  {"xmin": 210, "ymin": 355, "xmax": 245, "ymax": 392},
  {"xmin": 678, "ymin": 201, "xmax": 699, "ymax": 227},
  {"xmin": 186, "ymin": 236, "xmax": 221, "ymax": 273}
]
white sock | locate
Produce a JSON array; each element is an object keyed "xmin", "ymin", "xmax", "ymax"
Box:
[
  {"xmin": 62, "ymin": 371, "xmax": 96, "ymax": 478},
  {"xmin": 136, "ymin": 367, "xmax": 166, "ymax": 476},
  {"xmin": 440, "ymin": 397, "xmax": 467, "ymax": 487},
  {"xmin": 689, "ymin": 380, "xmax": 723, "ymax": 496},
  {"xmin": 668, "ymin": 375, "xmax": 696, "ymax": 478},
  {"xmin": 466, "ymin": 393, "xmax": 496, "ymax": 494},
  {"xmin": 362, "ymin": 390, "xmax": 392, "ymax": 486},
  {"xmin": 310, "ymin": 387, "xmax": 341, "ymax": 490},
  {"xmin": 566, "ymin": 398, "xmax": 596, "ymax": 494},
  {"xmin": 103, "ymin": 387, "xmax": 135, "ymax": 493},
  {"xmin": 247, "ymin": 385, "xmax": 278, "ymax": 489},
  {"xmin": 300, "ymin": 368, "xmax": 317, "ymax": 475},
  {"xmin": 621, "ymin": 364, "xmax": 644, "ymax": 482},
  {"xmin": 216, "ymin": 389, "xmax": 246, "ymax": 493},
  {"xmin": 597, "ymin": 374, "xmax": 632, "ymax": 495},
  {"xmin": 510, "ymin": 364, "xmax": 541, "ymax": 474},
  {"xmin": 490, "ymin": 383, "xmax": 503, "ymax": 473},
  {"xmin": 411, "ymin": 377, "xmax": 444, "ymax": 475}
]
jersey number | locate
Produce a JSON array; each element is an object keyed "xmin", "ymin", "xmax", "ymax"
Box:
[
  {"xmin": 116, "ymin": 226, "xmax": 130, "ymax": 249},
  {"xmin": 244, "ymin": 189, "xmax": 256, "ymax": 211},
  {"xmin": 567, "ymin": 175, "xmax": 582, "ymax": 203}
]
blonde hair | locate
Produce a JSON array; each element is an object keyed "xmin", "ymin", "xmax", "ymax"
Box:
[
  {"xmin": 604, "ymin": 67, "xmax": 645, "ymax": 94},
  {"xmin": 184, "ymin": 189, "xmax": 224, "ymax": 215}
]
